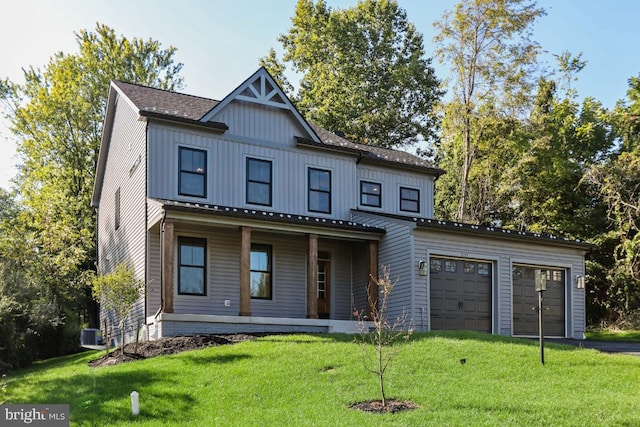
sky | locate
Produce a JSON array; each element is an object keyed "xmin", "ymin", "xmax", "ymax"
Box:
[{"xmin": 0, "ymin": 0, "xmax": 638, "ymax": 190}]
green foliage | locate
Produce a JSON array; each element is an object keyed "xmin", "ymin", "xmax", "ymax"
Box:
[
  {"xmin": 272, "ymin": 0, "xmax": 441, "ymax": 148},
  {"xmin": 434, "ymin": 0, "xmax": 546, "ymax": 222},
  {"xmin": 3, "ymin": 333, "xmax": 640, "ymax": 426},
  {"xmin": 0, "ymin": 23, "xmax": 183, "ymax": 368},
  {"xmin": 503, "ymin": 78, "xmax": 612, "ymax": 237},
  {"xmin": 92, "ymin": 264, "xmax": 144, "ymax": 356},
  {"xmin": 258, "ymin": 48, "xmax": 294, "ymax": 95}
]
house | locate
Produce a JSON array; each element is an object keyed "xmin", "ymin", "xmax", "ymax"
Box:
[{"xmin": 91, "ymin": 68, "xmax": 590, "ymax": 344}]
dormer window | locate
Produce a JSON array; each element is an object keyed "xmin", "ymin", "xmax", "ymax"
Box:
[{"xmin": 179, "ymin": 147, "xmax": 207, "ymax": 198}]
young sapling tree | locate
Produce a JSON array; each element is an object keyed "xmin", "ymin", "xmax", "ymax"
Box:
[
  {"xmin": 91, "ymin": 264, "xmax": 144, "ymax": 360},
  {"xmin": 354, "ymin": 265, "xmax": 414, "ymax": 409}
]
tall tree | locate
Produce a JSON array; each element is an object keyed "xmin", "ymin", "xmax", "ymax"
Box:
[
  {"xmin": 433, "ymin": 0, "xmax": 545, "ymax": 222},
  {"xmin": 503, "ymin": 77, "xmax": 612, "ymax": 237},
  {"xmin": 270, "ymin": 0, "xmax": 441, "ymax": 148},
  {"xmin": 0, "ymin": 24, "xmax": 183, "ymax": 365},
  {"xmin": 586, "ymin": 75, "xmax": 640, "ymax": 320}
]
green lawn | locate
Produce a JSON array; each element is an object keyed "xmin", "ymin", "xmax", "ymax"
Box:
[
  {"xmin": 3, "ymin": 332, "xmax": 640, "ymax": 426},
  {"xmin": 586, "ymin": 329, "xmax": 640, "ymax": 342}
]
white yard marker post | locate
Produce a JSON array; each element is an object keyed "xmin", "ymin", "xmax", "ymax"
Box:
[{"xmin": 131, "ymin": 391, "xmax": 139, "ymax": 416}]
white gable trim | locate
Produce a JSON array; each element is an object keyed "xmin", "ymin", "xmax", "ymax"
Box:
[{"xmin": 199, "ymin": 67, "xmax": 320, "ymax": 142}]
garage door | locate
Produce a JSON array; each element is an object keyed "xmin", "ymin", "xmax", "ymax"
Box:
[
  {"xmin": 512, "ymin": 266, "xmax": 565, "ymax": 337},
  {"xmin": 430, "ymin": 257, "xmax": 492, "ymax": 332}
]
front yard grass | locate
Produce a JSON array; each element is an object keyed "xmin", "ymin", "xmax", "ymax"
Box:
[
  {"xmin": 586, "ymin": 329, "xmax": 640, "ymax": 342},
  {"xmin": 3, "ymin": 331, "xmax": 640, "ymax": 426}
]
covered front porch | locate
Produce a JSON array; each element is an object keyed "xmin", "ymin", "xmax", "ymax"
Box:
[{"xmin": 146, "ymin": 199, "xmax": 384, "ymax": 337}]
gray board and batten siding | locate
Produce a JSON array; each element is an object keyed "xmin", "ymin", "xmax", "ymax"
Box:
[
  {"xmin": 146, "ymin": 109, "xmax": 437, "ymax": 219},
  {"xmin": 353, "ymin": 211, "xmax": 588, "ymax": 339}
]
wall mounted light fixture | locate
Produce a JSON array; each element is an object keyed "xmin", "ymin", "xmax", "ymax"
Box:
[
  {"xmin": 418, "ymin": 260, "xmax": 428, "ymax": 276},
  {"xmin": 575, "ymin": 275, "xmax": 585, "ymax": 289}
]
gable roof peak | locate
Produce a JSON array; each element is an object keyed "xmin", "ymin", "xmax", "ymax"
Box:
[{"xmin": 199, "ymin": 67, "xmax": 321, "ymax": 143}]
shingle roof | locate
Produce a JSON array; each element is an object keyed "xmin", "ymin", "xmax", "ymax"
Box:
[
  {"xmin": 112, "ymin": 80, "xmax": 442, "ymax": 175},
  {"xmin": 113, "ymin": 80, "xmax": 218, "ymax": 120}
]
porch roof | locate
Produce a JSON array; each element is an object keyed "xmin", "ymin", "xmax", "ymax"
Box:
[{"xmin": 152, "ymin": 198, "xmax": 386, "ymax": 237}]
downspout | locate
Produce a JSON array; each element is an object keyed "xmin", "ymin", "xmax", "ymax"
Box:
[
  {"xmin": 144, "ymin": 122, "xmax": 149, "ymax": 328},
  {"xmin": 159, "ymin": 210, "xmax": 166, "ymax": 318},
  {"xmin": 93, "ymin": 207, "xmax": 100, "ymax": 328}
]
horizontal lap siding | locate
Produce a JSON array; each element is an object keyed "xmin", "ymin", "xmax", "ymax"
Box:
[
  {"xmin": 172, "ymin": 226, "xmax": 240, "ymax": 316},
  {"xmin": 351, "ymin": 242, "xmax": 369, "ymax": 317},
  {"xmin": 319, "ymin": 240, "xmax": 355, "ymax": 320},
  {"xmin": 147, "ymin": 225, "xmax": 161, "ymax": 317},
  {"xmin": 252, "ymin": 231, "xmax": 306, "ymax": 318},
  {"xmin": 352, "ymin": 212, "xmax": 417, "ymax": 328},
  {"xmin": 415, "ymin": 229, "xmax": 586, "ymax": 338},
  {"xmin": 97, "ymin": 93, "xmax": 147, "ymax": 345}
]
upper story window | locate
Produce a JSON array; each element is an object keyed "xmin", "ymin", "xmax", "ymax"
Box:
[
  {"xmin": 178, "ymin": 237, "xmax": 206, "ymax": 296},
  {"xmin": 179, "ymin": 147, "xmax": 207, "ymax": 198},
  {"xmin": 308, "ymin": 168, "xmax": 331, "ymax": 214},
  {"xmin": 250, "ymin": 244, "xmax": 272, "ymax": 299},
  {"xmin": 360, "ymin": 181, "xmax": 381, "ymax": 208},
  {"xmin": 246, "ymin": 158, "xmax": 272, "ymax": 206},
  {"xmin": 400, "ymin": 186, "xmax": 420, "ymax": 213}
]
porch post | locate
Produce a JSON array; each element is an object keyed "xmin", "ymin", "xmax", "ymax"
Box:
[
  {"xmin": 239, "ymin": 226, "xmax": 252, "ymax": 316},
  {"xmin": 161, "ymin": 218, "xmax": 174, "ymax": 313},
  {"xmin": 367, "ymin": 240, "xmax": 378, "ymax": 318},
  {"xmin": 306, "ymin": 233, "xmax": 318, "ymax": 319}
]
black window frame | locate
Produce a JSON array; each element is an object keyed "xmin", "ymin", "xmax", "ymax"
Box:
[
  {"xmin": 400, "ymin": 186, "xmax": 420, "ymax": 213},
  {"xmin": 360, "ymin": 180, "xmax": 382, "ymax": 208},
  {"xmin": 308, "ymin": 167, "xmax": 332, "ymax": 214},
  {"xmin": 115, "ymin": 187, "xmax": 121, "ymax": 230},
  {"xmin": 178, "ymin": 147, "xmax": 207, "ymax": 198},
  {"xmin": 178, "ymin": 236, "xmax": 207, "ymax": 296},
  {"xmin": 250, "ymin": 244, "xmax": 272, "ymax": 299},
  {"xmin": 246, "ymin": 157, "xmax": 273, "ymax": 206}
]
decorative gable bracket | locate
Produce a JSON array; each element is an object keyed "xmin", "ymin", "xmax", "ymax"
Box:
[
  {"xmin": 199, "ymin": 67, "xmax": 321, "ymax": 143},
  {"xmin": 237, "ymin": 74, "xmax": 288, "ymax": 108}
]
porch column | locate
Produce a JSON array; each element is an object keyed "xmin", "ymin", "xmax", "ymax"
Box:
[
  {"xmin": 306, "ymin": 233, "xmax": 318, "ymax": 319},
  {"xmin": 161, "ymin": 218, "xmax": 174, "ymax": 313},
  {"xmin": 239, "ymin": 226, "xmax": 252, "ymax": 316},
  {"xmin": 367, "ymin": 240, "xmax": 379, "ymax": 319}
]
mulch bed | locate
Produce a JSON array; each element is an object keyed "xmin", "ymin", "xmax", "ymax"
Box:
[
  {"xmin": 350, "ymin": 399, "xmax": 419, "ymax": 414},
  {"xmin": 88, "ymin": 334, "xmax": 256, "ymax": 367}
]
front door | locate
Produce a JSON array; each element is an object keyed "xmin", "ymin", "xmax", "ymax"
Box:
[{"xmin": 317, "ymin": 260, "xmax": 331, "ymax": 319}]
